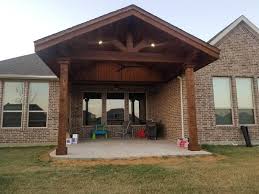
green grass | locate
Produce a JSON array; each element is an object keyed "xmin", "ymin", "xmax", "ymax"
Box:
[{"xmin": 0, "ymin": 145, "xmax": 259, "ymax": 194}]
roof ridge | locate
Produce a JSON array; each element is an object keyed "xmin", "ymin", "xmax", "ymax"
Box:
[{"xmin": 208, "ymin": 15, "xmax": 259, "ymax": 45}]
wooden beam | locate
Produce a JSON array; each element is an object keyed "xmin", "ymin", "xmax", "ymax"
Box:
[
  {"xmin": 71, "ymin": 51, "xmax": 187, "ymax": 64},
  {"xmin": 132, "ymin": 40, "xmax": 149, "ymax": 52},
  {"xmin": 126, "ymin": 33, "xmax": 134, "ymax": 52},
  {"xmin": 56, "ymin": 60, "xmax": 69, "ymax": 155},
  {"xmin": 132, "ymin": 40, "xmax": 169, "ymax": 52},
  {"xmin": 111, "ymin": 40, "xmax": 127, "ymax": 51},
  {"xmin": 84, "ymin": 38, "xmax": 127, "ymax": 51},
  {"xmin": 185, "ymin": 65, "xmax": 200, "ymax": 151}
]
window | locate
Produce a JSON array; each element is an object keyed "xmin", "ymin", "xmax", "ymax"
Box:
[
  {"xmin": 213, "ymin": 77, "xmax": 233, "ymax": 125},
  {"xmin": 236, "ymin": 78, "xmax": 255, "ymax": 124},
  {"xmin": 2, "ymin": 82, "xmax": 24, "ymax": 127},
  {"xmin": 107, "ymin": 93, "xmax": 124, "ymax": 125},
  {"xmin": 129, "ymin": 93, "xmax": 146, "ymax": 124},
  {"xmin": 83, "ymin": 93, "xmax": 102, "ymax": 125},
  {"xmin": 28, "ymin": 82, "xmax": 49, "ymax": 127}
]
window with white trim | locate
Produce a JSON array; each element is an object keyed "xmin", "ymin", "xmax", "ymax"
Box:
[
  {"xmin": 213, "ymin": 77, "xmax": 233, "ymax": 125},
  {"xmin": 2, "ymin": 82, "xmax": 24, "ymax": 127},
  {"xmin": 28, "ymin": 82, "xmax": 49, "ymax": 127},
  {"xmin": 236, "ymin": 78, "xmax": 255, "ymax": 124}
]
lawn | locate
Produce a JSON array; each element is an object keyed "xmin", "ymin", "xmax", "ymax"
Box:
[{"xmin": 0, "ymin": 145, "xmax": 259, "ymax": 194}]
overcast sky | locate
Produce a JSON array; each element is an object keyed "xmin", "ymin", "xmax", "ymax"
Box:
[{"xmin": 0, "ymin": 0, "xmax": 259, "ymax": 60}]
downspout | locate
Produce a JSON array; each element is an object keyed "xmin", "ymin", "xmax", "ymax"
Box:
[{"xmin": 177, "ymin": 76, "xmax": 184, "ymax": 138}]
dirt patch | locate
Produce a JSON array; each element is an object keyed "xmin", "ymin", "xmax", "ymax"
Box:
[
  {"xmin": 38, "ymin": 148, "xmax": 54, "ymax": 162},
  {"xmin": 51, "ymin": 155, "xmax": 224, "ymax": 167}
]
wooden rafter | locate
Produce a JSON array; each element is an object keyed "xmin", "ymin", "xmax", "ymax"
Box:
[
  {"xmin": 111, "ymin": 40, "xmax": 127, "ymax": 51},
  {"xmin": 132, "ymin": 39, "xmax": 148, "ymax": 52}
]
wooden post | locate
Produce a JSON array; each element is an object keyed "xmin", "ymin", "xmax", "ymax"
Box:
[
  {"xmin": 126, "ymin": 33, "xmax": 134, "ymax": 52},
  {"xmin": 131, "ymin": 99, "xmax": 135, "ymax": 123},
  {"xmin": 56, "ymin": 59, "xmax": 70, "ymax": 155},
  {"xmin": 124, "ymin": 92, "xmax": 129, "ymax": 121},
  {"xmin": 185, "ymin": 65, "xmax": 200, "ymax": 151},
  {"xmin": 84, "ymin": 98, "xmax": 89, "ymax": 125}
]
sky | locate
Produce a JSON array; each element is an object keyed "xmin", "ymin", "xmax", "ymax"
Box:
[{"xmin": 0, "ymin": 0, "xmax": 259, "ymax": 61}]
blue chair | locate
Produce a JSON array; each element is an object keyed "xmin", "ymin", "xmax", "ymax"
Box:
[{"xmin": 92, "ymin": 124, "xmax": 108, "ymax": 139}]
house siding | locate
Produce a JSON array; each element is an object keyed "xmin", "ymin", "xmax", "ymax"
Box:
[{"xmin": 195, "ymin": 22, "xmax": 259, "ymax": 144}]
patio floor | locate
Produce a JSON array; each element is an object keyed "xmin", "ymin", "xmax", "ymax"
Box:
[{"xmin": 50, "ymin": 140, "xmax": 211, "ymax": 160}]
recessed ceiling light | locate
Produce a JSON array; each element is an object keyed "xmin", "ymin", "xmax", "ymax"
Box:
[
  {"xmin": 98, "ymin": 40, "xmax": 103, "ymax": 45},
  {"xmin": 151, "ymin": 43, "xmax": 156, "ymax": 48}
]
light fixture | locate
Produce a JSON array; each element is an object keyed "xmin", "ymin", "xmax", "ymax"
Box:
[
  {"xmin": 151, "ymin": 43, "xmax": 156, "ymax": 48},
  {"xmin": 98, "ymin": 40, "xmax": 103, "ymax": 45}
]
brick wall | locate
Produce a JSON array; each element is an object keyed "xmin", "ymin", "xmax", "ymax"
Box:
[
  {"xmin": 195, "ymin": 22, "xmax": 259, "ymax": 144},
  {"xmin": 0, "ymin": 80, "xmax": 59, "ymax": 145},
  {"xmin": 148, "ymin": 79, "xmax": 182, "ymax": 141}
]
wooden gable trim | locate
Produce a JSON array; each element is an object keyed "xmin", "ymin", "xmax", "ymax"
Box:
[{"xmin": 34, "ymin": 5, "xmax": 219, "ymax": 59}]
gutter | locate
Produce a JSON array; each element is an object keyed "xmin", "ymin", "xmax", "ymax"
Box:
[
  {"xmin": 0, "ymin": 74, "xmax": 58, "ymax": 80},
  {"xmin": 177, "ymin": 76, "xmax": 184, "ymax": 138}
]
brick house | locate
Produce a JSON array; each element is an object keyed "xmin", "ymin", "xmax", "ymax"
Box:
[{"xmin": 0, "ymin": 5, "xmax": 258, "ymax": 154}]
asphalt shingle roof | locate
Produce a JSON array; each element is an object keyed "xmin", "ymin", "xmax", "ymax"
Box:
[{"xmin": 0, "ymin": 54, "xmax": 57, "ymax": 79}]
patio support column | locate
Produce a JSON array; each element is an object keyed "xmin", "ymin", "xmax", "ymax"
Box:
[
  {"xmin": 131, "ymin": 99, "xmax": 135, "ymax": 123},
  {"xmin": 56, "ymin": 59, "xmax": 70, "ymax": 155},
  {"xmin": 102, "ymin": 92, "xmax": 107, "ymax": 124},
  {"xmin": 84, "ymin": 98, "xmax": 89, "ymax": 125},
  {"xmin": 185, "ymin": 65, "xmax": 200, "ymax": 151},
  {"xmin": 124, "ymin": 92, "xmax": 129, "ymax": 121},
  {"xmin": 139, "ymin": 98, "xmax": 146, "ymax": 122}
]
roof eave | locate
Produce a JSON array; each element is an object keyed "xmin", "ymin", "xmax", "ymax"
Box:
[
  {"xmin": 0, "ymin": 74, "xmax": 58, "ymax": 80},
  {"xmin": 34, "ymin": 5, "xmax": 219, "ymax": 59}
]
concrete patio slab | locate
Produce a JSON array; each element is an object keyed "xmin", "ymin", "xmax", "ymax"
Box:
[{"xmin": 50, "ymin": 140, "xmax": 211, "ymax": 160}]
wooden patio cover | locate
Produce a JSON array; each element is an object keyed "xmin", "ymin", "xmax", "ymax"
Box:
[{"xmin": 34, "ymin": 5, "xmax": 220, "ymax": 154}]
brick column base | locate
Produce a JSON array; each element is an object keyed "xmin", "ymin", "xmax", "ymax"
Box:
[{"xmin": 56, "ymin": 146, "xmax": 67, "ymax": 155}]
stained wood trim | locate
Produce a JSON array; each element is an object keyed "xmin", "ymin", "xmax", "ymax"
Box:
[
  {"xmin": 34, "ymin": 5, "xmax": 219, "ymax": 59},
  {"xmin": 185, "ymin": 66, "xmax": 200, "ymax": 151},
  {"xmin": 71, "ymin": 51, "xmax": 187, "ymax": 64},
  {"xmin": 56, "ymin": 61, "xmax": 69, "ymax": 155}
]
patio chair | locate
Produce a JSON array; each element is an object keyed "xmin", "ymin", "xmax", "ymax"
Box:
[
  {"xmin": 92, "ymin": 124, "xmax": 108, "ymax": 140},
  {"xmin": 116, "ymin": 121, "xmax": 133, "ymax": 139}
]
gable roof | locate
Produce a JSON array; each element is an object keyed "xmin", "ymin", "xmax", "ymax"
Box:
[
  {"xmin": 209, "ymin": 15, "xmax": 259, "ymax": 45},
  {"xmin": 34, "ymin": 4, "xmax": 219, "ymax": 58},
  {"xmin": 0, "ymin": 54, "xmax": 57, "ymax": 79}
]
